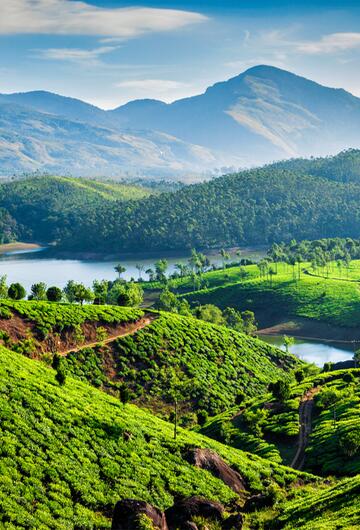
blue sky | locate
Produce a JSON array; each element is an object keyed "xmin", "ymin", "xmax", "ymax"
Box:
[{"xmin": 1, "ymin": 0, "xmax": 360, "ymax": 108}]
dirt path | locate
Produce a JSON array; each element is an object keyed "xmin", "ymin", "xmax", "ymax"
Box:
[
  {"xmin": 291, "ymin": 387, "xmax": 319, "ymax": 470},
  {"xmin": 59, "ymin": 315, "xmax": 155, "ymax": 356}
]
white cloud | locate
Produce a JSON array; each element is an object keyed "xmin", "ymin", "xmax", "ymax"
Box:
[
  {"xmin": 0, "ymin": 0, "xmax": 207, "ymax": 37},
  {"xmin": 114, "ymin": 79, "xmax": 193, "ymax": 103},
  {"xmin": 35, "ymin": 46, "xmax": 118, "ymax": 64},
  {"xmin": 297, "ymin": 33, "xmax": 360, "ymax": 54}
]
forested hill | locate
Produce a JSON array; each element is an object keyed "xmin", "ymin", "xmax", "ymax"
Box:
[
  {"xmin": 271, "ymin": 149, "xmax": 360, "ymax": 183},
  {"xmin": 58, "ymin": 165, "xmax": 360, "ymax": 252},
  {"xmin": 2, "ymin": 150, "xmax": 360, "ymax": 251}
]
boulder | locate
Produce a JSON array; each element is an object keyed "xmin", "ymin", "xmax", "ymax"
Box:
[
  {"xmin": 112, "ymin": 499, "xmax": 168, "ymax": 530},
  {"xmin": 222, "ymin": 513, "xmax": 244, "ymax": 529},
  {"xmin": 243, "ymin": 493, "xmax": 271, "ymax": 513},
  {"xmin": 185, "ymin": 448, "xmax": 246, "ymax": 494},
  {"xmin": 165, "ymin": 496, "xmax": 224, "ymax": 529}
]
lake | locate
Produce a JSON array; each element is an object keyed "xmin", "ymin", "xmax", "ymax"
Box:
[
  {"xmin": 259, "ymin": 334, "xmax": 354, "ymax": 367},
  {"xmin": 0, "ymin": 246, "xmax": 265, "ymax": 291}
]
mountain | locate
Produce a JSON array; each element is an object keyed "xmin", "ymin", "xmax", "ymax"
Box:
[
  {"xmin": 1, "ymin": 65, "xmax": 360, "ymax": 178},
  {"xmin": 0, "ymin": 99, "xmax": 216, "ymax": 178},
  {"xmin": 112, "ymin": 65, "xmax": 360, "ymax": 164}
]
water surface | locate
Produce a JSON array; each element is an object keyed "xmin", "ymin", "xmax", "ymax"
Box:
[{"xmin": 259, "ymin": 335, "xmax": 354, "ymax": 366}]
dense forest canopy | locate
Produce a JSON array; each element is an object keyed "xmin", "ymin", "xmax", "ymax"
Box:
[{"xmin": 1, "ymin": 150, "xmax": 360, "ymax": 252}]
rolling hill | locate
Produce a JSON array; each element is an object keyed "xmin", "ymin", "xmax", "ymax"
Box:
[
  {"xmin": 0, "ymin": 300, "xmax": 301, "ymax": 417},
  {"xmin": 1, "ymin": 302, "xmax": 360, "ymax": 529}
]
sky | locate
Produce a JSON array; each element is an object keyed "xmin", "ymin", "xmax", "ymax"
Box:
[{"xmin": 0, "ymin": 0, "xmax": 360, "ymax": 108}]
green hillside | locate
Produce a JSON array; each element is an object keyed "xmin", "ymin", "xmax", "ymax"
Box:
[
  {"xmin": 182, "ymin": 262, "xmax": 360, "ymax": 329},
  {"xmin": 275, "ymin": 475, "xmax": 360, "ymax": 530},
  {"xmin": 0, "ymin": 344, "xmax": 311, "ymax": 529},
  {"xmin": 200, "ymin": 369, "xmax": 360, "ymax": 476},
  {"xmin": 2, "ymin": 151, "xmax": 360, "ymax": 252},
  {"xmin": 0, "ymin": 301, "xmax": 300, "ymax": 417},
  {"xmin": 0, "ymin": 175, "xmax": 152, "ymax": 244}
]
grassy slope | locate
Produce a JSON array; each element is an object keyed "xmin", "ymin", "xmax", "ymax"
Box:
[
  {"xmin": 180, "ymin": 262, "xmax": 360, "ymax": 328},
  {"xmin": 0, "ymin": 345, "xmax": 309, "ymax": 529},
  {"xmin": 201, "ymin": 370, "xmax": 360, "ymax": 476},
  {"xmin": 0, "ymin": 301, "xmax": 301, "ymax": 416},
  {"xmin": 275, "ymin": 475, "xmax": 360, "ymax": 530}
]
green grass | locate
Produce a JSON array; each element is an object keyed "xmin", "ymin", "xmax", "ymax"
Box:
[{"xmin": 0, "ymin": 345, "xmax": 311, "ymax": 529}]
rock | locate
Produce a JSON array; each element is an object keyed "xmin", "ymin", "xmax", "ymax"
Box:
[
  {"xmin": 183, "ymin": 522, "xmax": 198, "ymax": 530},
  {"xmin": 243, "ymin": 493, "xmax": 271, "ymax": 513},
  {"xmin": 165, "ymin": 496, "xmax": 224, "ymax": 529},
  {"xmin": 112, "ymin": 499, "xmax": 168, "ymax": 530},
  {"xmin": 185, "ymin": 448, "xmax": 246, "ymax": 494},
  {"xmin": 222, "ymin": 513, "xmax": 244, "ymax": 529}
]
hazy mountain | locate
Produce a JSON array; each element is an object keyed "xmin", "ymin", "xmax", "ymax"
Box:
[
  {"xmin": 1, "ymin": 65, "xmax": 360, "ymax": 177},
  {"xmin": 0, "ymin": 100, "xmax": 216, "ymax": 178},
  {"xmin": 112, "ymin": 65, "xmax": 360, "ymax": 164}
]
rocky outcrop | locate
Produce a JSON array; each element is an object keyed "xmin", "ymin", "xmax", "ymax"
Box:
[
  {"xmin": 165, "ymin": 496, "xmax": 224, "ymax": 529},
  {"xmin": 111, "ymin": 499, "xmax": 168, "ymax": 530},
  {"xmin": 112, "ymin": 496, "xmax": 244, "ymax": 530},
  {"xmin": 185, "ymin": 448, "xmax": 246, "ymax": 494}
]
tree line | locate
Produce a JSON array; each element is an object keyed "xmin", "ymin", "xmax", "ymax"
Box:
[{"xmin": 2, "ymin": 150, "xmax": 360, "ymax": 253}]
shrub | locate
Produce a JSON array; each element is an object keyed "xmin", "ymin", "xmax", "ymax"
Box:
[{"xmin": 8, "ymin": 283, "xmax": 26, "ymax": 300}]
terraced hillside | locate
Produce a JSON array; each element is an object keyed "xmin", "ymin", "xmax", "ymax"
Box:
[
  {"xmin": 0, "ymin": 301, "xmax": 301, "ymax": 417},
  {"xmin": 0, "ymin": 344, "xmax": 313, "ymax": 529},
  {"xmin": 200, "ymin": 369, "xmax": 360, "ymax": 476}
]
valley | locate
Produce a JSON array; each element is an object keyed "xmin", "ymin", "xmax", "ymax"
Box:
[{"xmin": 2, "ymin": 1, "xmax": 360, "ymax": 527}]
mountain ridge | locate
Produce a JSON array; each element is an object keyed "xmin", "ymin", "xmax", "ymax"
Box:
[{"xmin": 1, "ymin": 65, "xmax": 360, "ymax": 177}]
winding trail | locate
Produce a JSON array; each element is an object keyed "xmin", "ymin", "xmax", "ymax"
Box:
[
  {"xmin": 59, "ymin": 315, "xmax": 156, "ymax": 356},
  {"xmin": 291, "ymin": 387, "xmax": 319, "ymax": 470}
]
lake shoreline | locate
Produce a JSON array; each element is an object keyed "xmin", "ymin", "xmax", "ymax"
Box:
[
  {"xmin": 257, "ymin": 316, "xmax": 360, "ymax": 343},
  {"xmin": 0, "ymin": 242, "xmax": 43, "ymax": 255}
]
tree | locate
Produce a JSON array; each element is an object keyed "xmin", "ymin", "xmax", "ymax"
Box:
[
  {"xmin": 283, "ymin": 335, "xmax": 295, "ymax": 353},
  {"xmin": 145, "ymin": 268, "xmax": 155, "ymax": 281},
  {"xmin": 92, "ymin": 279, "xmax": 109, "ymax": 305},
  {"xmin": 0, "ymin": 275, "xmax": 8, "ymax": 299},
  {"xmin": 114, "ymin": 282, "xmax": 143, "ymax": 307},
  {"xmin": 156, "ymin": 288, "xmax": 179, "ymax": 313},
  {"xmin": 223, "ymin": 307, "xmax": 245, "ymax": 332},
  {"xmin": 193, "ymin": 304, "xmax": 225, "ymax": 326},
  {"xmin": 220, "ymin": 249, "xmax": 230, "ymax": 270},
  {"xmin": 135, "ymin": 264, "xmax": 145, "ymax": 281},
  {"xmin": 29, "ymin": 282, "xmax": 47, "ymax": 301},
  {"xmin": 114, "ymin": 264, "xmax": 126, "ymax": 279},
  {"xmin": 46, "ymin": 286, "xmax": 62, "ymax": 302},
  {"xmin": 154, "ymin": 259, "xmax": 168, "ymax": 283},
  {"xmin": 241, "ymin": 310, "xmax": 257, "ymax": 336},
  {"xmin": 354, "ymin": 348, "xmax": 360, "ymax": 368},
  {"xmin": 53, "ymin": 355, "xmax": 66, "ymax": 386},
  {"xmin": 269, "ymin": 380, "xmax": 291, "ymax": 402},
  {"xmin": 8, "ymin": 282, "xmax": 26, "ymax": 300},
  {"xmin": 119, "ymin": 384, "xmax": 131, "ymax": 405},
  {"xmin": 339, "ymin": 428, "xmax": 360, "ymax": 457}
]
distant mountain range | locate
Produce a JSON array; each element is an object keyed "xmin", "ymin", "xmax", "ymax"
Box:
[{"xmin": 1, "ymin": 65, "xmax": 360, "ymax": 179}]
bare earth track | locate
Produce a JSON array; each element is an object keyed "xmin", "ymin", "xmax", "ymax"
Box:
[
  {"xmin": 291, "ymin": 387, "xmax": 319, "ymax": 470},
  {"xmin": 59, "ymin": 315, "xmax": 155, "ymax": 356}
]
